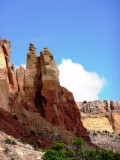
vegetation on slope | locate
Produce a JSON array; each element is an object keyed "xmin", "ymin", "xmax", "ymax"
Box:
[{"xmin": 42, "ymin": 137, "xmax": 120, "ymax": 160}]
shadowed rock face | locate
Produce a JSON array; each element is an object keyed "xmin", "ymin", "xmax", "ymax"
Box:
[
  {"xmin": 0, "ymin": 39, "xmax": 90, "ymax": 147},
  {"xmin": 77, "ymin": 100, "xmax": 120, "ymax": 133}
]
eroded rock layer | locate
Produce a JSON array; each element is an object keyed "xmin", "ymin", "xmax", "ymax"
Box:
[
  {"xmin": 0, "ymin": 39, "xmax": 90, "ymax": 147},
  {"xmin": 77, "ymin": 100, "xmax": 120, "ymax": 133}
]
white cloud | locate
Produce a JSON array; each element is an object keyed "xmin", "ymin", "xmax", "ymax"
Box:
[
  {"xmin": 15, "ymin": 64, "xmax": 26, "ymax": 69},
  {"xmin": 20, "ymin": 64, "xmax": 26, "ymax": 68},
  {"xmin": 58, "ymin": 59, "xmax": 105, "ymax": 102}
]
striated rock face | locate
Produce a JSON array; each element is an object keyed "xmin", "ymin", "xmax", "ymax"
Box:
[
  {"xmin": 0, "ymin": 39, "xmax": 90, "ymax": 148},
  {"xmin": 0, "ymin": 39, "xmax": 10, "ymax": 70},
  {"xmin": 16, "ymin": 66, "xmax": 25, "ymax": 93},
  {"xmin": 8, "ymin": 64, "xmax": 18, "ymax": 92},
  {"xmin": 39, "ymin": 47, "xmax": 86, "ymax": 137},
  {"xmin": 77, "ymin": 100, "xmax": 120, "ymax": 134},
  {"xmin": 0, "ymin": 39, "xmax": 10, "ymax": 110},
  {"xmin": 77, "ymin": 101, "xmax": 120, "ymax": 151},
  {"xmin": 0, "ymin": 79, "xmax": 8, "ymax": 110}
]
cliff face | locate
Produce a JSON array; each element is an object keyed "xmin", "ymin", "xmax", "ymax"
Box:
[
  {"xmin": 0, "ymin": 39, "xmax": 10, "ymax": 110},
  {"xmin": 77, "ymin": 100, "xmax": 120, "ymax": 134},
  {"xmin": 0, "ymin": 39, "xmax": 89, "ymax": 147}
]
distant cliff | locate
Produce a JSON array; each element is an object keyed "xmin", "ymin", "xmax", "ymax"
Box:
[
  {"xmin": 77, "ymin": 101, "xmax": 120, "ymax": 151},
  {"xmin": 77, "ymin": 100, "xmax": 120, "ymax": 133}
]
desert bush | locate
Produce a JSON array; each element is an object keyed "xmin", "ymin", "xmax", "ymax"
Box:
[
  {"xmin": 83, "ymin": 149, "xmax": 120, "ymax": 160},
  {"xmin": 51, "ymin": 142, "xmax": 64, "ymax": 151},
  {"xmin": 110, "ymin": 134, "xmax": 113, "ymax": 138},
  {"xmin": 5, "ymin": 137, "xmax": 16, "ymax": 145},
  {"xmin": 103, "ymin": 130, "xmax": 109, "ymax": 134},
  {"xmin": 42, "ymin": 139, "xmax": 120, "ymax": 160},
  {"xmin": 42, "ymin": 142, "xmax": 67, "ymax": 160},
  {"xmin": 93, "ymin": 131, "xmax": 97, "ymax": 136},
  {"xmin": 30, "ymin": 130, "xmax": 36, "ymax": 136},
  {"xmin": 73, "ymin": 137, "xmax": 85, "ymax": 152},
  {"xmin": 42, "ymin": 149, "xmax": 67, "ymax": 160},
  {"xmin": 97, "ymin": 130, "xmax": 101, "ymax": 133}
]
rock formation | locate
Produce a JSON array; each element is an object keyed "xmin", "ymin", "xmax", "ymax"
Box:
[
  {"xmin": 77, "ymin": 100, "xmax": 120, "ymax": 133},
  {"xmin": 0, "ymin": 38, "xmax": 90, "ymax": 148},
  {"xmin": 1, "ymin": 38, "xmax": 119, "ymax": 151},
  {"xmin": 0, "ymin": 39, "xmax": 10, "ymax": 110},
  {"xmin": 77, "ymin": 101, "xmax": 120, "ymax": 151}
]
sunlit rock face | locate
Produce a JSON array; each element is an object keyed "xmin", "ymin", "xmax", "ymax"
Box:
[
  {"xmin": 16, "ymin": 66, "xmax": 25, "ymax": 93},
  {"xmin": 0, "ymin": 39, "xmax": 10, "ymax": 110},
  {"xmin": 1, "ymin": 38, "xmax": 119, "ymax": 151},
  {"xmin": 39, "ymin": 47, "xmax": 88, "ymax": 138},
  {"xmin": 25, "ymin": 43, "xmax": 40, "ymax": 93},
  {"xmin": 77, "ymin": 100, "xmax": 120, "ymax": 134},
  {"xmin": 0, "ymin": 39, "xmax": 90, "ymax": 146}
]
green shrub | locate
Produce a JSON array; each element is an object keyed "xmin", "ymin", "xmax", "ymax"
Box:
[
  {"xmin": 42, "ymin": 138, "xmax": 120, "ymax": 160},
  {"xmin": 5, "ymin": 138, "xmax": 16, "ymax": 145},
  {"xmin": 93, "ymin": 131, "xmax": 97, "ymax": 136},
  {"xmin": 42, "ymin": 143, "xmax": 67, "ymax": 160},
  {"xmin": 52, "ymin": 142, "xmax": 64, "ymax": 151},
  {"xmin": 83, "ymin": 149, "xmax": 120, "ymax": 160},
  {"xmin": 103, "ymin": 130, "xmax": 109, "ymax": 133},
  {"xmin": 99, "ymin": 150, "xmax": 115, "ymax": 160},
  {"xmin": 110, "ymin": 134, "xmax": 113, "ymax": 138},
  {"xmin": 65, "ymin": 151, "xmax": 76, "ymax": 159},
  {"xmin": 73, "ymin": 137, "xmax": 85, "ymax": 152},
  {"xmin": 42, "ymin": 149, "xmax": 67, "ymax": 160},
  {"xmin": 114, "ymin": 152, "xmax": 120, "ymax": 160},
  {"xmin": 30, "ymin": 130, "xmax": 36, "ymax": 136}
]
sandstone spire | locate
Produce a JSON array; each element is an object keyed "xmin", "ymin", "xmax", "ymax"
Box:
[
  {"xmin": 25, "ymin": 43, "xmax": 40, "ymax": 93},
  {"xmin": 26, "ymin": 43, "xmax": 37, "ymax": 69},
  {"xmin": 40, "ymin": 47, "xmax": 59, "ymax": 81}
]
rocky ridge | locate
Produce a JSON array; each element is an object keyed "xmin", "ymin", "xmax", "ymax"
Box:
[
  {"xmin": 0, "ymin": 39, "xmax": 89, "ymax": 148},
  {"xmin": 77, "ymin": 100, "xmax": 120, "ymax": 151},
  {"xmin": 77, "ymin": 100, "xmax": 120, "ymax": 133}
]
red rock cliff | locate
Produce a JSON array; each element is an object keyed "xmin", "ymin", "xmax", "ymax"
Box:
[{"xmin": 0, "ymin": 39, "xmax": 89, "ymax": 143}]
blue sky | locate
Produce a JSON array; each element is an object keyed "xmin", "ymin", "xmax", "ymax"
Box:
[{"xmin": 0, "ymin": 0, "xmax": 120, "ymax": 101}]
